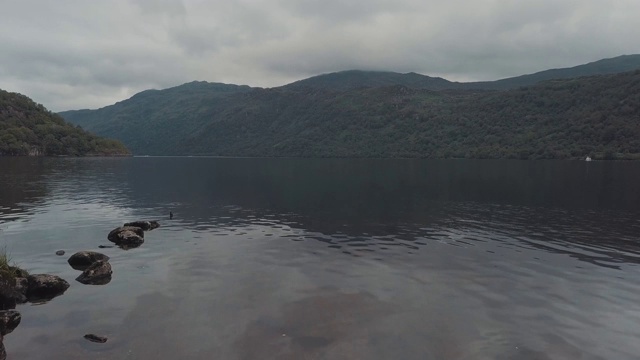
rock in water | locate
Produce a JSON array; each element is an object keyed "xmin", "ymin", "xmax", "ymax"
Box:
[
  {"xmin": 55, "ymin": 250, "xmax": 65, "ymax": 256},
  {"xmin": 25, "ymin": 274, "xmax": 70, "ymax": 302},
  {"xmin": 0, "ymin": 279, "xmax": 26, "ymax": 310},
  {"xmin": 84, "ymin": 334, "xmax": 108, "ymax": 343},
  {"xmin": 123, "ymin": 220, "xmax": 160, "ymax": 231},
  {"xmin": 107, "ymin": 226, "xmax": 144, "ymax": 247},
  {"xmin": 75, "ymin": 261, "xmax": 112, "ymax": 285},
  {"xmin": 0, "ymin": 310, "xmax": 21, "ymax": 336},
  {"xmin": 67, "ymin": 251, "xmax": 110, "ymax": 270}
]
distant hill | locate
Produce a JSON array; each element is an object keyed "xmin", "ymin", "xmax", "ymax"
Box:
[
  {"xmin": 60, "ymin": 81, "xmax": 252, "ymax": 155},
  {"xmin": 59, "ymin": 55, "xmax": 640, "ymax": 159},
  {"xmin": 0, "ymin": 89, "xmax": 129, "ymax": 156}
]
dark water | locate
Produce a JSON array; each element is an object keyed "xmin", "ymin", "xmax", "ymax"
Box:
[{"xmin": 1, "ymin": 157, "xmax": 640, "ymax": 359}]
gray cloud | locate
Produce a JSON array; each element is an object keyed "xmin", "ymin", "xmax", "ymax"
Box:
[
  {"xmin": 131, "ymin": 0, "xmax": 187, "ymax": 17},
  {"xmin": 1, "ymin": 0, "xmax": 639, "ymax": 111},
  {"xmin": 279, "ymin": 0, "xmax": 414, "ymax": 25}
]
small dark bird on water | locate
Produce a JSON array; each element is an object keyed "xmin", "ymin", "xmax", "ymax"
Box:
[{"xmin": 170, "ymin": 211, "xmax": 174, "ymax": 220}]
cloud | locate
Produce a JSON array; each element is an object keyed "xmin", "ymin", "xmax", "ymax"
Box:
[
  {"xmin": 0, "ymin": 0, "xmax": 639, "ymax": 111},
  {"xmin": 131, "ymin": 0, "xmax": 187, "ymax": 17}
]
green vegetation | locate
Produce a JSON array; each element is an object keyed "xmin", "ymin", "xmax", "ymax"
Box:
[
  {"xmin": 0, "ymin": 247, "xmax": 27, "ymax": 284},
  {"xmin": 59, "ymin": 56, "xmax": 640, "ymax": 159},
  {"xmin": 0, "ymin": 89, "xmax": 130, "ymax": 156}
]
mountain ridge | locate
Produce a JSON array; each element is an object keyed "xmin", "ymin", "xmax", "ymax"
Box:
[{"xmin": 58, "ymin": 55, "xmax": 640, "ymax": 159}]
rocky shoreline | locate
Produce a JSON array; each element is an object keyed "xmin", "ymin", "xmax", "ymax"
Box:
[{"xmin": 0, "ymin": 219, "xmax": 161, "ymax": 359}]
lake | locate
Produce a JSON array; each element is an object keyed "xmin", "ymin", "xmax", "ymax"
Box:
[{"xmin": 1, "ymin": 157, "xmax": 640, "ymax": 359}]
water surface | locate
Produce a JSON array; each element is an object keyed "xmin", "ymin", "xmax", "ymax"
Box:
[{"xmin": 1, "ymin": 157, "xmax": 639, "ymax": 359}]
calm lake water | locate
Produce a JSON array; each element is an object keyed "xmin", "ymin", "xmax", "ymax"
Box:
[{"xmin": 1, "ymin": 157, "xmax": 640, "ymax": 359}]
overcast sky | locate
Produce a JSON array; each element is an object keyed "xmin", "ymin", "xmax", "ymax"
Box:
[{"xmin": 1, "ymin": 0, "xmax": 639, "ymax": 111}]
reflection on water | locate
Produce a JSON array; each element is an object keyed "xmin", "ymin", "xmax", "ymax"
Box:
[
  {"xmin": 1, "ymin": 157, "xmax": 640, "ymax": 359},
  {"xmin": 234, "ymin": 288, "xmax": 394, "ymax": 360}
]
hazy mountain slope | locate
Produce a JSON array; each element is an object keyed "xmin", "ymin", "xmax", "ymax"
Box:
[
  {"xmin": 466, "ymin": 54, "xmax": 640, "ymax": 90},
  {"xmin": 0, "ymin": 89, "xmax": 129, "ymax": 156}
]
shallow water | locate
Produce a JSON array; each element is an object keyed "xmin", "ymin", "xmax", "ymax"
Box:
[{"xmin": 1, "ymin": 157, "xmax": 640, "ymax": 359}]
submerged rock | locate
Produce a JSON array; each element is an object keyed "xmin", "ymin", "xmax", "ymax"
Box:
[
  {"xmin": 67, "ymin": 251, "xmax": 110, "ymax": 270},
  {"xmin": 123, "ymin": 220, "xmax": 160, "ymax": 231},
  {"xmin": 75, "ymin": 261, "xmax": 112, "ymax": 285},
  {"xmin": 117, "ymin": 243, "xmax": 143, "ymax": 250},
  {"xmin": 26, "ymin": 274, "xmax": 70, "ymax": 302},
  {"xmin": 107, "ymin": 226, "xmax": 144, "ymax": 247},
  {"xmin": 98, "ymin": 245, "xmax": 114, "ymax": 249},
  {"xmin": 84, "ymin": 333, "xmax": 108, "ymax": 343},
  {"xmin": 0, "ymin": 310, "xmax": 21, "ymax": 336},
  {"xmin": 55, "ymin": 250, "xmax": 65, "ymax": 256}
]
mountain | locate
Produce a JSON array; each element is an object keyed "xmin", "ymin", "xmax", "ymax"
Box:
[
  {"xmin": 281, "ymin": 55, "xmax": 640, "ymax": 91},
  {"xmin": 0, "ymin": 89, "xmax": 129, "ymax": 156},
  {"xmin": 59, "ymin": 55, "xmax": 640, "ymax": 159},
  {"xmin": 177, "ymin": 71, "xmax": 640, "ymax": 159},
  {"xmin": 60, "ymin": 81, "xmax": 252, "ymax": 155}
]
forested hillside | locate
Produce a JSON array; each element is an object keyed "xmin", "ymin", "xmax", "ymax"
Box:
[
  {"xmin": 60, "ymin": 81, "xmax": 252, "ymax": 155},
  {"xmin": 59, "ymin": 55, "xmax": 640, "ymax": 159},
  {"xmin": 179, "ymin": 71, "xmax": 640, "ymax": 159},
  {"xmin": 0, "ymin": 89, "xmax": 129, "ymax": 156}
]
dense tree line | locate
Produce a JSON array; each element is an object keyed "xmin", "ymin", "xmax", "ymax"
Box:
[{"xmin": 0, "ymin": 90, "xmax": 129, "ymax": 156}]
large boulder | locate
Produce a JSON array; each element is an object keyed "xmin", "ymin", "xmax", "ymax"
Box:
[
  {"xmin": 107, "ymin": 226, "xmax": 144, "ymax": 247},
  {"xmin": 26, "ymin": 274, "xmax": 70, "ymax": 302},
  {"xmin": 123, "ymin": 220, "xmax": 160, "ymax": 231},
  {"xmin": 0, "ymin": 310, "xmax": 21, "ymax": 336},
  {"xmin": 75, "ymin": 261, "xmax": 112, "ymax": 285},
  {"xmin": 67, "ymin": 251, "xmax": 110, "ymax": 270}
]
